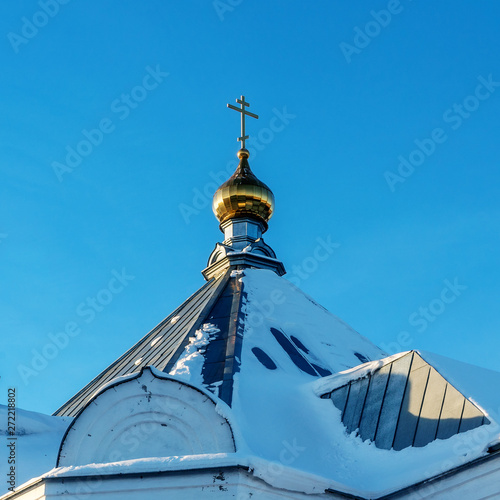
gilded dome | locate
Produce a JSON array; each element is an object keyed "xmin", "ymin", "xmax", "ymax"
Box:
[{"xmin": 212, "ymin": 149, "xmax": 274, "ymax": 231}]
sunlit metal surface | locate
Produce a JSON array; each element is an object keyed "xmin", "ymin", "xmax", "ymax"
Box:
[
  {"xmin": 322, "ymin": 351, "xmax": 489, "ymax": 451},
  {"xmin": 213, "ymin": 150, "xmax": 274, "ymax": 230}
]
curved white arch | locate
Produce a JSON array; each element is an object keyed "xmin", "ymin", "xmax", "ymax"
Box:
[{"xmin": 57, "ymin": 367, "xmax": 235, "ymax": 467}]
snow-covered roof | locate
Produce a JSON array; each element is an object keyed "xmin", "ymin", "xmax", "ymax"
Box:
[
  {"xmin": 228, "ymin": 271, "xmax": 500, "ymax": 496},
  {"xmin": 4, "ymin": 268, "xmax": 500, "ymax": 499},
  {"xmin": 0, "ymin": 406, "xmax": 71, "ymax": 495},
  {"xmin": 55, "ymin": 267, "xmax": 385, "ymax": 417}
]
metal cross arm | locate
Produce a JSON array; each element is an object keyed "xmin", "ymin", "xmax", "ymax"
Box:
[{"xmin": 227, "ymin": 95, "xmax": 259, "ymax": 149}]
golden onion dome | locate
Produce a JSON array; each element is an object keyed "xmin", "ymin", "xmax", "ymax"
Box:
[{"xmin": 212, "ymin": 149, "xmax": 274, "ymax": 232}]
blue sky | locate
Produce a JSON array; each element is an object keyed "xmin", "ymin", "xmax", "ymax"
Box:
[{"xmin": 1, "ymin": 1, "xmax": 499, "ymax": 415}]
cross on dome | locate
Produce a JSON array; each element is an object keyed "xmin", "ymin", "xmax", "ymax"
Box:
[{"xmin": 227, "ymin": 95, "xmax": 259, "ymax": 149}]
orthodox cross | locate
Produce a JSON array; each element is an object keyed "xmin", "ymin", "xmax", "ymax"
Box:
[{"xmin": 227, "ymin": 95, "xmax": 259, "ymax": 149}]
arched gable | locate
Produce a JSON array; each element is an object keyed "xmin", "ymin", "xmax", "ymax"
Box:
[{"xmin": 57, "ymin": 367, "xmax": 235, "ymax": 467}]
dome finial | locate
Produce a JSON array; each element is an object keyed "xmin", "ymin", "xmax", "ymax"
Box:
[
  {"xmin": 203, "ymin": 96, "xmax": 285, "ymax": 280},
  {"xmin": 213, "ymin": 95, "xmax": 274, "ymax": 231},
  {"xmin": 227, "ymin": 95, "xmax": 259, "ymax": 150},
  {"xmin": 237, "ymin": 148, "xmax": 250, "ymax": 159}
]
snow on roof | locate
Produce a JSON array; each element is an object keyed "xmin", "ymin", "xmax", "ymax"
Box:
[
  {"xmin": 43, "ymin": 453, "xmax": 334, "ymax": 495},
  {"xmin": 0, "ymin": 406, "xmax": 71, "ymax": 496},
  {"xmin": 229, "ymin": 270, "xmax": 500, "ymax": 497},
  {"xmin": 233, "ymin": 356, "xmax": 500, "ymax": 497},
  {"xmin": 169, "ymin": 323, "xmax": 221, "ymax": 387},
  {"xmin": 4, "ymin": 268, "xmax": 500, "ymax": 498},
  {"xmin": 312, "ymin": 351, "xmax": 411, "ymax": 395},
  {"xmin": 239, "ymin": 268, "xmax": 386, "ymax": 375},
  {"xmin": 418, "ymin": 350, "xmax": 500, "ymax": 425}
]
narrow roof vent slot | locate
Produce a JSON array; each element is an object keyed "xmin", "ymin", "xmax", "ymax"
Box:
[
  {"xmin": 252, "ymin": 347, "xmax": 277, "ymax": 370},
  {"xmin": 270, "ymin": 328, "xmax": 333, "ymax": 377}
]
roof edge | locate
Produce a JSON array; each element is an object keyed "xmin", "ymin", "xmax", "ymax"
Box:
[{"xmin": 311, "ymin": 351, "xmax": 412, "ymax": 396}]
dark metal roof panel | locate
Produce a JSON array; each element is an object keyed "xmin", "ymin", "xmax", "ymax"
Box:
[
  {"xmin": 358, "ymin": 362, "xmax": 391, "ymax": 442},
  {"xmin": 375, "ymin": 353, "xmax": 412, "ymax": 449},
  {"xmin": 343, "ymin": 377, "xmax": 369, "ymax": 434},
  {"xmin": 54, "ymin": 275, "xmax": 226, "ymax": 417},
  {"xmin": 392, "ymin": 360, "xmax": 430, "ymax": 450},
  {"xmin": 323, "ymin": 351, "xmax": 490, "ymax": 450},
  {"xmin": 329, "ymin": 384, "xmax": 349, "ymax": 416}
]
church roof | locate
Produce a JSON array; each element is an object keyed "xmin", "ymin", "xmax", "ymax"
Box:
[
  {"xmin": 5, "ymin": 325, "xmax": 500, "ymax": 499},
  {"xmin": 54, "ymin": 266, "xmax": 385, "ymax": 417},
  {"xmin": 53, "ymin": 275, "xmax": 226, "ymax": 417},
  {"xmin": 45, "ymin": 262, "xmax": 500, "ymax": 498},
  {"xmin": 4, "ymin": 96, "xmax": 500, "ymax": 499}
]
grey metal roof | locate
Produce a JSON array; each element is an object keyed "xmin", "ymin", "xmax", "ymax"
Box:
[
  {"xmin": 164, "ymin": 271, "xmax": 245, "ymax": 406},
  {"xmin": 321, "ymin": 351, "xmax": 489, "ymax": 450},
  {"xmin": 54, "ymin": 274, "xmax": 227, "ymax": 417}
]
